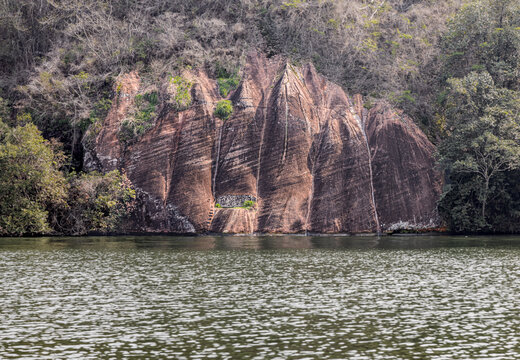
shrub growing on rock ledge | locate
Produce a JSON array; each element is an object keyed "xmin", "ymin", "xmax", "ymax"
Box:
[
  {"xmin": 243, "ymin": 200, "xmax": 255, "ymax": 210},
  {"xmin": 216, "ymin": 65, "xmax": 240, "ymax": 98},
  {"xmin": 169, "ymin": 76, "xmax": 193, "ymax": 110},
  {"xmin": 119, "ymin": 91, "xmax": 158, "ymax": 146},
  {"xmin": 217, "ymin": 69, "xmax": 240, "ymax": 98},
  {"xmin": 217, "ymin": 77, "xmax": 240, "ymax": 98},
  {"xmin": 214, "ymin": 100, "xmax": 233, "ymax": 120}
]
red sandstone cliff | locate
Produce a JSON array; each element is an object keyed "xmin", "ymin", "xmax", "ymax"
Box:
[{"xmin": 85, "ymin": 52, "xmax": 441, "ymax": 234}]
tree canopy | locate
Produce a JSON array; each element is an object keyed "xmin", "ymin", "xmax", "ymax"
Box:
[
  {"xmin": 438, "ymin": 72, "xmax": 520, "ymax": 232},
  {"xmin": 0, "ymin": 118, "xmax": 135, "ymax": 236},
  {"xmin": 0, "ymin": 122, "xmax": 68, "ymax": 235}
]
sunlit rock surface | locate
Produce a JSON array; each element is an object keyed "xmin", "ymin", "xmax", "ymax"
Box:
[{"xmin": 86, "ymin": 51, "xmax": 441, "ymax": 234}]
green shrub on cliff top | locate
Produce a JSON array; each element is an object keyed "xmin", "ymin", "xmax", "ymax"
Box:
[{"xmin": 214, "ymin": 100, "xmax": 233, "ymax": 120}]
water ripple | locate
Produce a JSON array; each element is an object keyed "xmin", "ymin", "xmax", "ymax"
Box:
[{"xmin": 0, "ymin": 237, "xmax": 519, "ymax": 359}]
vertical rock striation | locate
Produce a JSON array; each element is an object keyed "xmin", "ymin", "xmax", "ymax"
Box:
[{"xmin": 86, "ymin": 51, "xmax": 442, "ymax": 234}]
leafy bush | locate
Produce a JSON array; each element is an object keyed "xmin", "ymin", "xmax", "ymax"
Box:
[
  {"xmin": 0, "ymin": 121, "xmax": 68, "ymax": 235},
  {"xmin": 217, "ymin": 77, "xmax": 240, "ymax": 97},
  {"xmin": 169, "ymin": 76, "xmax": 192, "ymax": 110},
  {"xmin": 134, "ymin": 92, "xmax": 158, "ymax": 123},
  {"xmin": 119, "ymin": 91, "xmax": 158, "ymax": 145},
  {"xmin": 214, "ymin": 100, "xmax": 233, "ymax": 120},
  {"xmin": 60, "ymin": 170, "xmax": 136, "ymax": 235},
  {"xmin": 243, "ymin": 200, "xmax": 255, "ymax": 209},
  {"xmin": 217, "ymin": 68, "xmax": 240, "ymax": 97}
]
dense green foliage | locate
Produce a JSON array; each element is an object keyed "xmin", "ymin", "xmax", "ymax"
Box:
[
  {"xmin": 438, "ymin": 72, "xmax": 520, "ymax": 232},
  {"xmin": 214, "ymin": 100, "xmax": 234, "ymax": 120},
  {"xmin": 57, "ymin": 171, "xmax": 136, "ymax": 235},
  {"xmin": 217, "ymin": 68, "xmax": 240, "ymax": 98},
  {"xmin": 119, "ymin": 92, "xmax": 158, "ymax": 145},
  {"xmin": 0, "ymin": 122, "xmax": 68, "ymax": 235},
  {"xmin": 169, "ymin": 76, "xmax": 193, "ymax": 110},
  {"xmin": 243, "ymin": 200, "xmax": 256, "ymax": 210},
  {"xmin": 0, "ymin": 0, "xmax": 519, "ymax": 234},
  {"xmin": 0, "ymin": 119, "xmax": 135, "ymax": 235},
  {"xmin": 438, "ymin": 0, "xmax": 520, "ymax": 233}
]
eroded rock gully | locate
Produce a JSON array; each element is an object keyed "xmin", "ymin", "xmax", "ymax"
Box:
[{"xmin": 85, "ymin": 52, "xmax": 442, "ymax": 234}]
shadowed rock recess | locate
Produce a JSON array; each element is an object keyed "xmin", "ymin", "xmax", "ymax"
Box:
[{"xmin": 85, "ymin": 52, "xmax": 441, "ymax": 234}]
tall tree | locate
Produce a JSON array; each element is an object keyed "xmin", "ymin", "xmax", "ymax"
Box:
[
  {"xmin": 0, "ymin": 121, "xmax": 68, "ymax": 235},
  {"xmin": 438, "ymin": 71, "xmax": 520, "ymax": 231}
]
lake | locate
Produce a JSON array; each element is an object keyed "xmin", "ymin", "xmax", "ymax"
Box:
[{"xmin": 1, "ymin": 235, "xmax": 519, "ymax": 359}]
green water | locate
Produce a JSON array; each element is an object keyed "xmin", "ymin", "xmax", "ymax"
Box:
[{"xmin": 1, "ymin": 235, "xmax": 520, "ymax": 359}]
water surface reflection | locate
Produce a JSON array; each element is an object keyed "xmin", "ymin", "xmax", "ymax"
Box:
[
  {"xmin": 2, "ymin": 234, "xmax": 518, "ymax": 251},
  {"xmin": 1, "ymin": 235, "xmax": 519, "ymax": 359}
]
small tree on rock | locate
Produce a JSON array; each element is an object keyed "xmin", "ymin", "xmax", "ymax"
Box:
[{"xmin": 214, "ymin": 100, "xmax": 233, "ymax": 120}]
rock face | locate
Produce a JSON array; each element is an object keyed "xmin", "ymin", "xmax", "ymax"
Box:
[{"xmin": 86, "ymin": 51, "xmax": 442, "ymax": 234}]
